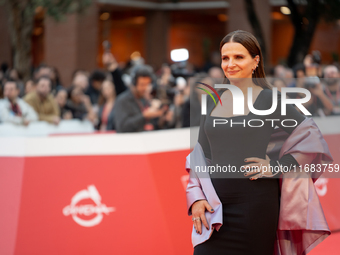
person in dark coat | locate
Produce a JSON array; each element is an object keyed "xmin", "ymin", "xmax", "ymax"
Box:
[{"xmin": 113, "ymin": 65, "xmax": 166, "ymax": 133}]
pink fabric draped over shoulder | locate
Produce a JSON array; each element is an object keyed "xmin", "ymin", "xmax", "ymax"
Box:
[{"xmin": 185, "ymin": 117, "xmax": 333, "ymax": 255}]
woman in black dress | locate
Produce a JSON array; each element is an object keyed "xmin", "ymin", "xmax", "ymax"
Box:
[{"xmin": 191, "ymin": 30, "xmax": 306, "ymax": 255}]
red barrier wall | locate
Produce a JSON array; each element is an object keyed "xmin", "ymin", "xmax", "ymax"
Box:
[{"xmin": 0, "ymin": 128, "xmax": 339, "ymax": 254}]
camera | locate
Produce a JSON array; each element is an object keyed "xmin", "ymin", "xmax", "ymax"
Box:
[{"xmin": 304, "ymin": 76, "xmax": 320, "ymax": 89}]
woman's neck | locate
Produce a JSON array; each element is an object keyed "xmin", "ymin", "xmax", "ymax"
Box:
[
  {"xmin": 230, "ymin": 79, "xmax": 259, "ymax": 95},
  {"xmin": 105, "ymin": 97, "xmax": 115, "ymax": 104}
]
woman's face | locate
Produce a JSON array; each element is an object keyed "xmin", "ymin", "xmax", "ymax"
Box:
[
  {"xmin": 73, "ymin": 73, "xmax": 89, "ymax": 91},
  {"xmin": 220, "ymin": 42, "xmax": 259, "ymax": 80},
  {"xmin": 25, "ymin": 80, "xmax": 35, "ymax": 94},
  {"xmin": 101, "ymin": 80, "xmax": 115, "ymax": 99},
  {"xmin": 71, "ymin": 87, "xmax": 83, "ymax": 104},
  {"xmin": 56, "ymin": 90, "xmax": 67, "ymax": 107}
]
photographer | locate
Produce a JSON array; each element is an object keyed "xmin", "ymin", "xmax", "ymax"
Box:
[
  {"xmin": 102, "ymin": 52, "xmax": 127, "ymax": 97},
  {"xmin": 156, "ymin": 76, "xmax": 188, "ymax": 129},
  {"xmin": 113, "ymin": 65, "xmax": 167, "ymax": 133}
]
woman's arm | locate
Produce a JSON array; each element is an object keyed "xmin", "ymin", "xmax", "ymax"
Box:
[
  {"xmin": 197, "ymin": 114, "xmax": 212, "ymax": 162},
  {"xmin": 244, "ymin": 90, "xmax": 313, "ymax": 178},
  {"xmin": 186, "ymin": 113, "xmax": 211, "ymax": 215}
]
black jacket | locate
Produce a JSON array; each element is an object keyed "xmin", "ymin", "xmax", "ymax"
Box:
[{"xmin": 113, "ymin": 89, "xmax": 146, "ymax": 133}]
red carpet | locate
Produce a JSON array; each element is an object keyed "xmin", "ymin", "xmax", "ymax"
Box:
[{"xmin": 309, "ymin": 231, "xmax": 340, "ymax": 255}]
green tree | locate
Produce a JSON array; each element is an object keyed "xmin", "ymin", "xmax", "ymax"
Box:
[
  {"xmin": 286, "ymin": 0, "xmax": 340, "ymax": 67},
  {"xmin": 1, "ymin": 0, "xmax": 91, "ymax": 81}
]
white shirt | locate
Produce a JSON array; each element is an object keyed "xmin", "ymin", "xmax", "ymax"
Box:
[{"xmin": 0, "ymin": 98, "xmax": 38, "ymax": 124}]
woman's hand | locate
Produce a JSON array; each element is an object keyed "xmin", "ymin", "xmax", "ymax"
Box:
[
  {"xmin": 191, "ymin": 199, "xmax": 214, "ymax": 235},
  {"xmin": 242, "ymin": 155, "xmax": 272, "ymax": 180}
]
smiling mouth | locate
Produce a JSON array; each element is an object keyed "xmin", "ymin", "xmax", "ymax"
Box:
[{"xmin": 228, "ymin": 70, "xmax": 240, "ymax": 75}]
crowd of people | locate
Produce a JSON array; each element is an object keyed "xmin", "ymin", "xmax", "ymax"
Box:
[{"xmin": 0, "ymin": 50, "xmax": 339, "ymax": 133}]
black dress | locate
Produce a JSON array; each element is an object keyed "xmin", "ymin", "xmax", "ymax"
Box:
[{"xmin": 193, "ymin": 88, "xmax": 306, "ymax": 255}]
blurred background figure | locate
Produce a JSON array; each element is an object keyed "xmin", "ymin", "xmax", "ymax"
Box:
[
  {"xmin": 274, "ymin": 65, "xmax": 286, "ymax": 79},
  {"xmin": 208, "ymin": 67, "xmax": 224, "ymax": 80},
  {"xmin": 85, "ymin": 70, "xmax": 106, "ymax": 109},
  {"xmin": 304, "ymin": 51, "xmax": 322, "ymax": 78},
  {"xmin": 172, "ymin": 76, "xmax": 189, "ymax": 128},
  {"xmin": 288, "ymin": 62, "xmax": 333, "ymax": 116},
  {"xmin": 65, "ymin": 86, "xmax": 96, "ymax": 124},
  {"xmin": 50, "ymin": 66, "xmax": 63, "ymax": 91},
  {"xmin": 97, "ymin": 79, "xmax": 116, "ymax": 131},
  {"xmin": 283, "ymin": 68, "xmax": 294, "ymax": 87},
  {"xmin": 156, "ymin": 64, "xmax": 175, "ymax": 101},
  {"xmin": 24, "ymin": 76, "xmax": 60, "ymax": 125},
  {"xmin": 34, "ymin": 64, "xmax": 52, "ymax": 80},
  {"xmin": 272, "ymin": 78, "xmax": 287, "ymax": 92},
  {"xmin": 72, "ymin": 70, "xmax": 90, "ymax": 92},
  {"xmin": 157, "ymin": 64, "xmax": 175, "ymax": 89},
  {"xmin": 5, "ymin": 68, "xmax": 25, "ymax": 97},
  {"xmin": 55, "ymin": 89, "xmax": 72, "ymax": 120},
  {"xmin": 25, "ymin": 79, "xmax": 36, "ymax": 95},
  {"xmin": 102, "ymin": 52, "xmax": 127, "ymax": 97},
  {"xmin": 0, "ymin": 79, "xmax": 38, "ymax": 125},
  {"xmin": 33, "ymin": 64, "xmax": 63, "ymax": 94},
  {"xmin": 323, "ymin": 65, "xmax": 340, "ymax": 115},
  {"xmin": 289, "ymin": 63, "xmax": 306, "ymax": 88},
  {"xmin": 114, "ymin": 64, "xmax": 166, "ymax": 133}
]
